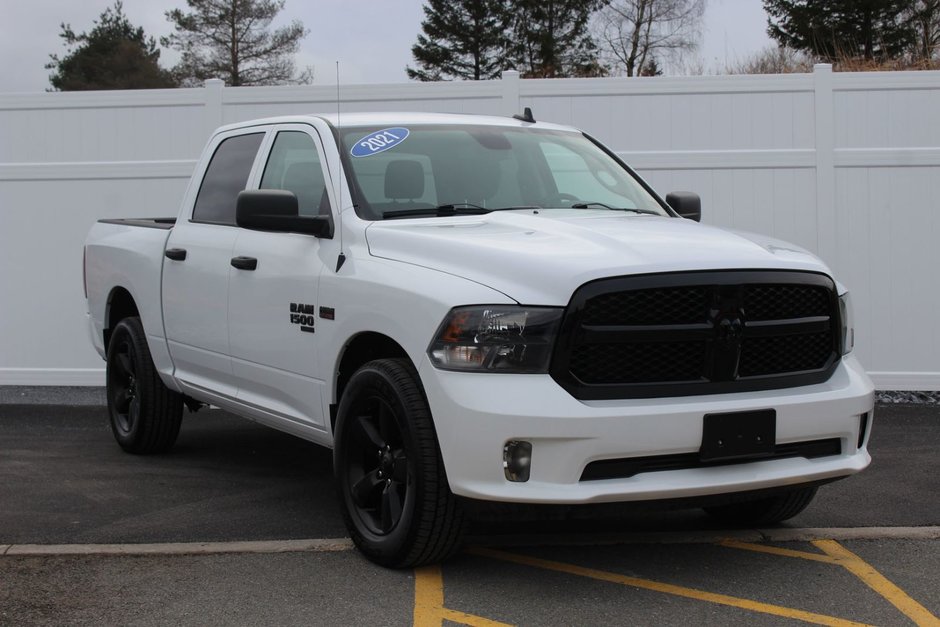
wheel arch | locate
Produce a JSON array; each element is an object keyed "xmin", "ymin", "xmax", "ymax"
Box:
[
  {"xmin": 332, "ymin": 332, "xmax": 411, "ymax": 433},
  {"xmin": 104, "ymin": 286, "xmax": 140, "ymax": 351}
]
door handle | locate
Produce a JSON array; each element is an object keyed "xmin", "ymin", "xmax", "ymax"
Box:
[
  {"xmin": 165, "ymin": 248, "xmax": 187, "ymax": 261},
  {"xmin": 231, "ymin": 256, "xmax": 258, "ymax": 271}
]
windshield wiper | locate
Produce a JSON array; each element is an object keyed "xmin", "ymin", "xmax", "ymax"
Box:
[
  {"xmin": 570, "ymin": 202, "xmax": 662, "ymax": 215},
  {"xmin": 383, "ymin": 203, "xmax": 492, "ymax": 219}
]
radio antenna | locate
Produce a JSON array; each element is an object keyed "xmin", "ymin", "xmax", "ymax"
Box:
[{"xmin": 335, "ymin": 61, "xmax": 346, "ymax": 272}]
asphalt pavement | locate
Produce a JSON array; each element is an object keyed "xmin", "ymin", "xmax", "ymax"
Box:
[{"xmin": 1, "ymin": 401, "xmax": 938, "ymax": 626}]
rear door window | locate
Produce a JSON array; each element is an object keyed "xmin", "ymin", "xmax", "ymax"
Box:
[{"xmin": 192, "ymin": 132, "xmax": 264, "ymax": 224}]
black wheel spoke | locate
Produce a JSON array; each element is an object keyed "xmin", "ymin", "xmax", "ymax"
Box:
[
  {"xmin": 392, "ymin": 449, "xmax": 408, "ymax": 483},
  {"xmin": 356, "ymin": 415, "xmax": 385, "ymax": 450},
  {"xmin": 377, "ymin": 402, "xmax": 395, "ymax": 445},
  {"xmin": 381, "ymin": 482, "xmax": 402, "ymax": 532},
  {"xmin": 114, "ymin": 388, "xmax": 131, "ymax": 413},
  {"xmin": 117, "ymin": 352, "xmax": 134, "ymax": 378},
  {"xmin": 351, "ymin": 469, "xmax": 382, "ymax": 508}
]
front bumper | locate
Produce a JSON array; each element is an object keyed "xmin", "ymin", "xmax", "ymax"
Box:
[{"xmin": 419, "ymin": 354, "xmax": 874, "ymax": 504}]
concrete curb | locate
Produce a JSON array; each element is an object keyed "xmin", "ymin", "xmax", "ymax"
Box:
[
  {"xmin": 2, "ymin": 527, "xmax": 937, "ymax": 557},
  {"xmin": 1, "ymin": 538, "xmax": 354, "ymax": 557}
]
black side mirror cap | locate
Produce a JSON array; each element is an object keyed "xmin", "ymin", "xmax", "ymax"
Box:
[
  {"xmin": 666, "ymin": 192, "xmax": 701, "ymax": 222},
  {"xmin": 236, "ymin": 190, "xmax": 332, "ymax": 238}
]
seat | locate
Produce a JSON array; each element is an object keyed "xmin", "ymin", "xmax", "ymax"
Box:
[
  {"xmin": 282, "ymin": 161, "xmax": 328, "ymax": 216},
  {"xmin": 384, "ymin": 160, "xmax": 425, "ymax": 202}
]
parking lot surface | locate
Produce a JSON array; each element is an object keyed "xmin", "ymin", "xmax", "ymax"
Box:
[{"xmin": 1, "ymin": 402, "xmax": 938, "ymax": 625}]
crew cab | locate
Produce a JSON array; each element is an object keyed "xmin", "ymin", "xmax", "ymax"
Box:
[{"xmin": 83, "ymin": 112, "xmax": 874, "ymax": 567}]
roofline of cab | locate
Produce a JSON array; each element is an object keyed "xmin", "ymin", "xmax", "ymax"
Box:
[{"xmin": 209, "ymin": 112, "xmax": 581, "ymax": 137}]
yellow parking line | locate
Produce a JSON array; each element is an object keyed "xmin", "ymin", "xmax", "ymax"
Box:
[
  {"xmin": 414, "ymin": 565, "xmax": 445, "ymax": 627},
  {"xmin": 469, "ymin": 547, "xmax": 869, "ymax": 626},
  {"xmin": 720, "ymin": 539, "xmax": 841, "ymax": 564},
  {"xmin": 414, "ymin": 564, "xmax": 513, "ymax": 627},
  {"xmin": 813, "ymin": 540, "xmax": 940, "ymax": 627}
]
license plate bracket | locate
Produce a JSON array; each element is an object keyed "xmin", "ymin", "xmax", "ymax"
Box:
[{"xmin": 700, "ymin": 409, "xmax": 776, "ymax": 462}]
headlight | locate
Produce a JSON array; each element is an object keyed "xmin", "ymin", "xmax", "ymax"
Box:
[
  {"xmin": 428, "ymin": 306, "xmax": 563, "ymax": 372},
  {"xmin": 839, "ymin": 293, "xmax": 854, "ymax": 355}
]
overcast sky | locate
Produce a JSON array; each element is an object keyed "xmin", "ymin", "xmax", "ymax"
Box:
[{"xmin": 0, "ymin": 0, "xmax": 773, "ymax": 93}]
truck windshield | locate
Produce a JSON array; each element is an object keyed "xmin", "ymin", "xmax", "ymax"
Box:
[{"xmin": 339, "ymin": 125, "xmax": 669, "ymax": 220}]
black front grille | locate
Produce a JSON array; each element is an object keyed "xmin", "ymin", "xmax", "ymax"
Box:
[
  {"xmin": 582, "ymin": 287, "xmax": 708, "ymax": 325},
  {"xmin": 550, "ymin": 271, "xmax": 841, "ymax": 400},
  {"xmin": 580, "ymin": 438, "xmax": 843, "ymax": 481},
  {"xmin": 570, "ymin": 341, "xmax": 707, "ymax": 383},
  {"xmin": 742, "ymin": 284, "xmax": 830, "ymax": 320},
  {"xmin": 739, "ymin": 332, "xmax": 833, "ymax": 376}
]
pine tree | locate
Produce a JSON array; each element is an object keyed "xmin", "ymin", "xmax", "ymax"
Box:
[
  {"xmin": 408, "ymin": 0, "xmax": 512, "ymax": 81},
  {"xmin": 164, "ymin": 0, "xmax": 308, "ymax": 86},
  {"xmin": 46, "ymin": 2, "xmax": 177, "ymax": 91},
  {"xmin": 763, "ymin": 0, "xmax": 914, "ymax": 62},
  {"xmin": 510, "ymin": 0, "xmax": 606, "ymax": 78}
]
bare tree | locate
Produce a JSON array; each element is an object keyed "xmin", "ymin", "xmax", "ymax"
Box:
[
  {"xmin": 906, "ymin": 0, "xmax": 940, "ymax": 65},
  {"xmin": 595, "ymin": 0, "xmax": 705, "ymax": 76}
]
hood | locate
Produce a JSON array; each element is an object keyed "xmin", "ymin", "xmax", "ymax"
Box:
[{"xmin": 365, "ymin": 209, "xmax": 832, "ymax": 304}]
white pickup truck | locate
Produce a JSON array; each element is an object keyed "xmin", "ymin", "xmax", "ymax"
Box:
[{"xmin": 84, "ymin": 112, "xmax": 874, "ymax": 567}]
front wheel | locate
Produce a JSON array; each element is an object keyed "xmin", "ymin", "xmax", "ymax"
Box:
[
  {"xmin": 333, "ymin": 359, "xmax": 465, "ymax": 567},
  {"xmin": 106, "ymin": 316, "xmax": 183, "ymax": 454},
  {"xmin": 703, "ymin": 486, "xmax": 818, "ymax": 525}
]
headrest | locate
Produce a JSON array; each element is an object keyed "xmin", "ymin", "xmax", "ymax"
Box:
[
  {"xmin": 384, "ymin": 160, "xmax": 424, "ymax": 200},
  {"xmin": 283, "ymin": 161, "xmax": 322, "ymax": 190}
]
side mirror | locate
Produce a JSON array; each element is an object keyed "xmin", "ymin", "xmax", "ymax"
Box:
[
  {"xmin": 236, "ymin": 190, "xmax": 332, "ymax": 238},
  {"xmin": 666, "ymin": 192, "xmax": 701, "ymax": 222}
]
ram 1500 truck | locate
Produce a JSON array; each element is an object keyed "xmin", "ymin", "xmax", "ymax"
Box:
[{"xmin": 84, "ymin": 112, "xmax": 874, "ymax": 567}]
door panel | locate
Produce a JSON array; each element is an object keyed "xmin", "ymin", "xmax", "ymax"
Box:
[
  {"xmin": 229, "ymin": 229, "xmax": 326, "ymax": 427},
  {"xmin": 228, "ymin": 126, "xmax": 335, "ymax": 429},
  {"xmin": 162, "ymin": 130, "xmax": 267, "ymax": 397},
  {"xmin": 163, "ymin": 223, "xmax": 238, "ymax": 396}
]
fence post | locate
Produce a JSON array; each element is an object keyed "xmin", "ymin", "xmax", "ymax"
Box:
[
  {"xmin": 813, "ymin": 64, "xmax": 836, "ymax": 262},
  {"xmin": 203, "ymin": 78, "xmax": 225, "ymax": 134},
  {"xmin": 501, "ymin": 70, "xmax": 521, "ymax": 116}
]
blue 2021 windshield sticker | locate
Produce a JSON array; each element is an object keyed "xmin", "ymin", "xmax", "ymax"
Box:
[{"xmin": 350, "ymin": 127, "xmax": 410, "ymax": 157}]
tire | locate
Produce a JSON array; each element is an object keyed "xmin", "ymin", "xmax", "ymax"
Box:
[
  {"xmin": 333, "ymin": 358, "xmax": 465, "ymax": 567},
  {"xmin": 106, "ymin": 316, "xmax": 183, "ymax": 454},
  {"xmin": 703, "ymin": 486, "xmax": 818, "ymax": 526}
]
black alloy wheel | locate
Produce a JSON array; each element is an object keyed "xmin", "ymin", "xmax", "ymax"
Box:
[
  {"xmin": 346, "ymin": 396, "xmax": 412, "ymax": 535},
  {"xmin": 334, "ymin": 358, "xmax": 465, "ymax": 567},
  {"xmin": 108, "ymin": 335, "xmax": 140, "ymax": 435},
  {"xmin": 105, "ymin": 317, "xmax": 183, "ymax": 454}
]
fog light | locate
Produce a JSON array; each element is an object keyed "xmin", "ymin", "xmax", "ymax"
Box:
[{"xmin": 503, "ymin": 440, "xmax": 532, "ymax": 482}]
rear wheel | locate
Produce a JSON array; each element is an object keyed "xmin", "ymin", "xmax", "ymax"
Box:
[
  {"xmin": 703, "ymin": 486, "xmax": 818, "ymax": 525},
  {"xmin": 334, "ymin": 358, "xmax": 465, "ymax": 567},
  {"xmin": 106, "ymin": 317, "xmax": 183, "ymax": 454}
]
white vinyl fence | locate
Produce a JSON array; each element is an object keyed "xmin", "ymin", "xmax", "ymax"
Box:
[{"xmin": 1, "ymin": 65, "xmax": 938, "ymax": 390}]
